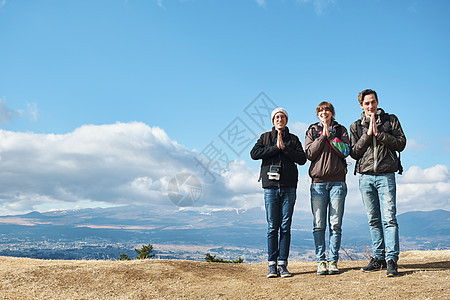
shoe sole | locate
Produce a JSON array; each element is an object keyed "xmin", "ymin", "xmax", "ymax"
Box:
[
  {"xmin": 280, "ymin": 274, "xmax": 292, "ymax": 278},
  {"xmin": 328, "ymin": 271, "xmax": 340, "ymax": 275},
  {"xmin": 361, "ymin": 267, "xmax": 386, "ymax": 272},
  {"xmin": 267, "ymin": 274, "xmax": 278, "ymax": 278}
]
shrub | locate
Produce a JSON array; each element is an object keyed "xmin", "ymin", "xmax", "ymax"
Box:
[
  {"xmin": 117, "ymin": 252, "xmax": 131, "ymax": 261},
  {"xmin": 135, "ymin": 244, "xmax": 156, "ymax": 259},
  {"xmin": 205, "ymin": 253, "xmax": 243, "ymax": 263}
]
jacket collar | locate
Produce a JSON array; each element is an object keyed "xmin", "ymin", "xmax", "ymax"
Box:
[
  {"xmin": 271, "ymin": 126, "xmax": 290, "ymax": 138},
  {"xmin": 360, "ymin": 108, "xmax": 386, "ymax": 125}
]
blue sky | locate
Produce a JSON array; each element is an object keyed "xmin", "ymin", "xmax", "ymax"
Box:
[{"xmin": 0, "ymin": 0, "xmax": 449, "ymax": 216}]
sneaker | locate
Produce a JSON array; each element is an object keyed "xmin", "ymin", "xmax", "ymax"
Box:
[
  {"xmin": 278, "ymin": 265, "xmax": 292, "ymax": 278},
  {"xmin": 267, "ymin": 265, "xmax": 278, "ymax": 278},
  {"xmin": 317, "ymin": 261, "xmax": 328, "ymax": 275},
  {"xmin": 328, "ymin": 261, "xmax": 340, "ymax": 275},
  {"xmin": 361, "ymin": 257, "xmax": 387, "ymax": 272},
  {"xmin": 386, "ymin": 260, "xmax": 398, "ymax": 277}
]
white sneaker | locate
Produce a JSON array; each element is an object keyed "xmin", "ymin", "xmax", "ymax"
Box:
[
  {"xmin": 328, "ymin": 261, "xmax": 340, "ymax": 275},
  {"xmin": 317, "ymin": 261, "xmax": 328, "ymax": 275}
]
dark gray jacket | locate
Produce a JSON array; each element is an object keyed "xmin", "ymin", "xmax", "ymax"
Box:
[{"xmin": 350, "ymin": 108, "xmax": 406, "ymax": 174}]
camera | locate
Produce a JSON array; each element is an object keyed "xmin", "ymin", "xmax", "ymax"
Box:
[{"xmin": 267, "ymin": 164, "xmax": 281, "ymax": 181}]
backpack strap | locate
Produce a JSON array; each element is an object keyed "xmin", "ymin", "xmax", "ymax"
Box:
[
  {"xmin": 263, "ymin": 131, "xmax": 270, "ymax": 147},
  {"xmin": 397, "ymin": 152, "xmax": 403, "ymax": 175},
  {"xmin": 258, "ymin": 131, "xmax": 271, "ymax": 182},
  {"xmin": 334, "ymin": 125, "xmax": 342, "ymax": 138},
  {"xmin": 354, "ymin": 122, "xmax": 362, "ymax": 175}
]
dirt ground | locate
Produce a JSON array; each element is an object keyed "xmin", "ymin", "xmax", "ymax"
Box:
[{"xmin": 0, "ymin": 250, "xmax": 449, "ymax": 299}]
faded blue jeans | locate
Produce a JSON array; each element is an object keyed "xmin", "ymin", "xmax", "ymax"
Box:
[
  {"xmin": 310, "ymin": 182, "xmax": 347, "ymax": 262},
  {"xmin": 359, "ymin": 173, "xmax": 399, "ymax": 262},
  {"xmin": 264, "ymin": 188, "xmax": 296, "ymax": 266}
]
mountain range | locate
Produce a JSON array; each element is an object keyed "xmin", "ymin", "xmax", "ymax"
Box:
[{"xmin": 0, "ymin": 205, "xmax": 448, "ymax": 261}]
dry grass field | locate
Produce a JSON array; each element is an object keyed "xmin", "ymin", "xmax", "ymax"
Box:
[{"xmin": 0, "ymin": 250, "xmax": 449, "ymax": 299}]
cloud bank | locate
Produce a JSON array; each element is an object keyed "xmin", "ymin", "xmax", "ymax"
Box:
[
  {"xmin": 397, "ymin": 165, "xmax": 450, "ymax": 212},
  {"xmin": 0, "ymin": 122, "xmax": 447, "ymax": 215}
]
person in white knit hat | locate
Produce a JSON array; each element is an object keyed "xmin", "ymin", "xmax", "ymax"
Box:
[
  {"xmin": 250, "ymin": 107, "xmax": 306, "ymax": 278},
  {"xmin": 271, "ymin": 107, "xmax": 289, "ymax": 126}
]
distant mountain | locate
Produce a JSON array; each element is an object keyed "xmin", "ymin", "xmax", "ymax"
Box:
[
  {"xmin": 0, "ymin": 206, "xmax": 448, "ymax": 260},
  {"xmin": 397, "ymin": 209, "xmax": 450, "ymax": 237}
]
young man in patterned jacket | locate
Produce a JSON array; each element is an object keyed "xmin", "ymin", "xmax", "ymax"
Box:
[{"xmin": 305, "ymin": 101, "xmax": 350, "ymax": 276}]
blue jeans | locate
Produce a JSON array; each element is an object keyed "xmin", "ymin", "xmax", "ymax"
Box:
[
  {"xmin": 359, "ymin": 173, "xmax": 399, "ymax": 262},
  {"xmin": 310, "ymin": 182, "xmax": 347, "ymax": 262},
  {"xmin": 264, "ymin": 188, "xmax": 296, "ymax": 266}
]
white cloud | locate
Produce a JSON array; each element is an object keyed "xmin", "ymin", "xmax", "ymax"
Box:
[
  {"xmin": 0, "ymin": 98, "xmax": 38, "ymax": 124},
  {"xmin": 296, "ymin": 0, "xmax": 337, "ymax": 15},
  {"xmin": 224, "ymin": 160, "xmax": 260, "ymax": 194},
  {"xmin": 395, "ymin": 165, "xmax": 450, "ymax": 213},
  {"xmin": 26, "ymin": 102, "xmax": 39, "ymax": 121},
  {"xmin": 405, "ymin": 138, "xmax": 425, "ymax": 151},
  {"xmin": 0, "ymin": 123, "xmax": 447, "ymax": 217},
  {"xmin": 0, "ymin": 123, "xmax": 265, "ymax": 215},
  {"xmin": 157, "ymin": 0, "xmax": 164, "ymax": 8},
  {"xmin": 255, "ymin": 0, "xmax": 337, "ymax": 14},
  {"xmin": 400, "ymin": 165, "xmax": 448, "ymax": 184},
  {"xmin": 255, "ymin": 0, "xmax": 266, "ymax": 7},
  {"xmin": 0, "ymin": 123, "xmax": 197, "ymax": 214},
  {"xmin": 289, "ymin": 121, "xmax": 309, "ymax": 142},
  {"xmin": 0, "ymin": 98, "xmax": 18, "ymax": 125}
]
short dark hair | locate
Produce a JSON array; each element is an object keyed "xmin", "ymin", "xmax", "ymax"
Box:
[
  {"xmin": 316, "ymin": 101, "xmax": 335, "ymax": 117},
  {"xmin": 358, "ymin": 89, "xmax": 378, "ymax": 105}
]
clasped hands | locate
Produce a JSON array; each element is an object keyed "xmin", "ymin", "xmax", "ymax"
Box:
[
  {"xmin": 276, "ymin": 130, "xmax": 285, "ymax": 150},
  {"xmin": 321, "ymin": 119, "xmax": 332, "ymax": 138},
  {"xmin": 367, "ymin": 113, "xmax": 378, "ymax": 136}
]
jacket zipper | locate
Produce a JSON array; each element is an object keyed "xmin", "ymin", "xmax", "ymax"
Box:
[{"xmin": 373, "ymin": 135, "xmax": 378, "ymax": 173}]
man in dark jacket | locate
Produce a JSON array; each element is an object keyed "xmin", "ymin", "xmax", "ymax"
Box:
[
  {"xmin": 350, "ymin": 89, "xmax": 406, "ymax": 277},
  {"xmin": 250, "ymin": 107, "xmax": 306, "ymax": 278}
]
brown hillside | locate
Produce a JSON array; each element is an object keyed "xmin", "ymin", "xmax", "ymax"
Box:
[{"xmin": 0, "ymin": 250, "xmax": 449, "ymax": 299}]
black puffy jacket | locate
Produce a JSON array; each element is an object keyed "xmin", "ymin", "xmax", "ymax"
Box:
[
  {"xmin": 350, "ymin": 108, "xmax": 406, "ymax": 174},
  {"xmin": 250, "ymin": 127, "xmax": 307, "ymax": 189}
]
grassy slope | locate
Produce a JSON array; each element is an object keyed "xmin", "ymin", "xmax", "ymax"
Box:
[{"xmin": 0, "ymin": 250, "xmax": 449, "ymax": 299}]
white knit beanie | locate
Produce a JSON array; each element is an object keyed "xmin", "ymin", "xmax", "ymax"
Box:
[{"xmin": 271, "ymin": 107, "xmax": 288, "ymax": 124}]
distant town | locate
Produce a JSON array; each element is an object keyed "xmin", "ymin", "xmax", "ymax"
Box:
[{"xmin": 0, "ymin": 206, "xmax": 448, "ymax": 262}]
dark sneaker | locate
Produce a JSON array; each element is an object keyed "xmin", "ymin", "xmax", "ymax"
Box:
[
  {"xmin": 386, "ymin": 260, "xmax": 398, "ymax": 277},
  {"xmin": 278, "ymin": 265, "xmax": 292, "ymax": 278},
  {"xmin": 328, "ymin": 261, "xmax": 340, "ymax": 275},
  {"xmin": 317, "ymin": 261, "xmax": 328, "ymax": 275},
  {"xmin": 361, "ymin": 257, "xmax": 387, "ymax": 272},
  {"xmin": 267, "ymin": 265, "xmax": 278, "ymax": 278}
]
